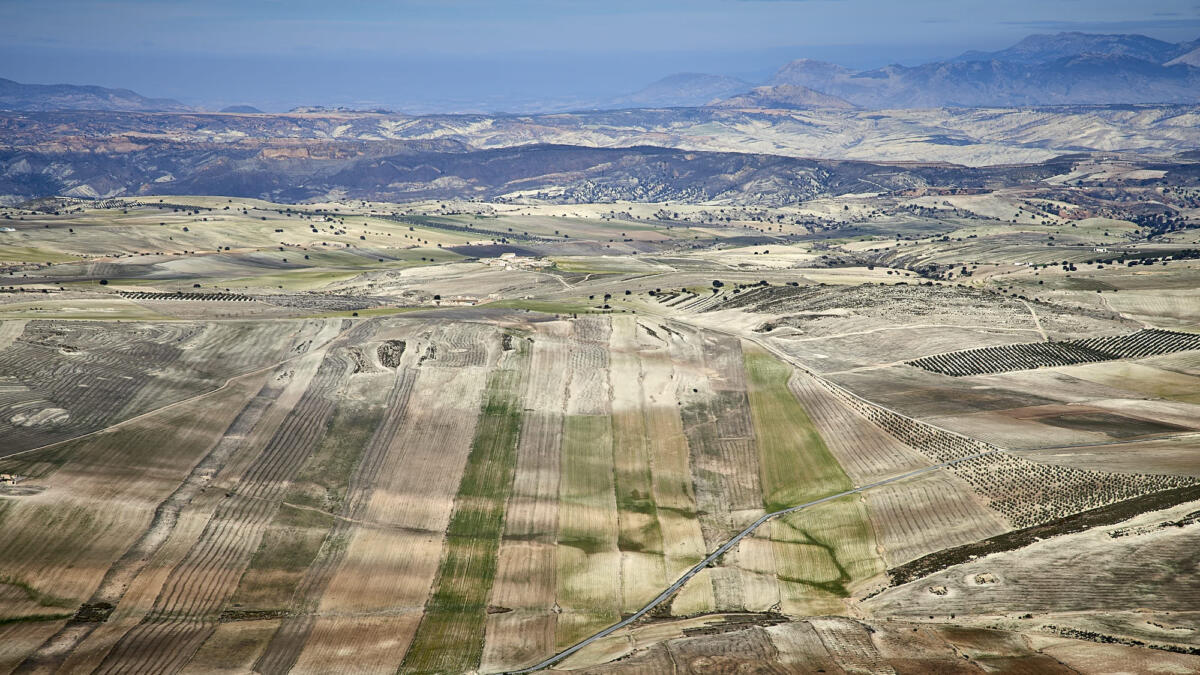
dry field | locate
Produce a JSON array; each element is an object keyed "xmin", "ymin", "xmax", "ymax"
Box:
[
  {"xmin": 0, "ymin": 313, "xmax": 886, "ymax": 672},
  {"xmin": 2, "ymin": 194, "xmax": 1198, "ymax": 673}
]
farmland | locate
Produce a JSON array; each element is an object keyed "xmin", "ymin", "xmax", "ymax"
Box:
[{"xmin": 1, "ymin": 178, "xmax": 1198, "ymax": 674}]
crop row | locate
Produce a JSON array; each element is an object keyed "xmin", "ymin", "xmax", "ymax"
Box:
[
  {"xmin": 0, "ymin": 321, "xmax": 321, "ymax": 455},
  {"xmin": 93, "ymin": 350, "xmax": 352, "ymax": 675},
  {"xmin": 118, "ymin": 291, "xmax": 252, "ymax": 302},
  {"xmin": 909, "ymin": 329, "xmax": 1200, "ymax": 376},
  {"xmin": 815, "ymin": 378, "xmax": 1198, "ymax": 528},
  {"xmin": 255, "ymin": 367, "xmax": 418, "ymax": 673},
  {"xmin": 0, "ymin": 322, "xmax": 196, "ymax": 447}
]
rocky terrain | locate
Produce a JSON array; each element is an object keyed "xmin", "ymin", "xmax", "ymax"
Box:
[{"xmin": 2, "ymin": 104, "xmax": 1199, "ymax": 204}]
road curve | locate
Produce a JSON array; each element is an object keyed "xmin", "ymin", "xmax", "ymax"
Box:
[{"xmin": 503, "ymin": 446, "xmax": 1003, "ymax": 674}]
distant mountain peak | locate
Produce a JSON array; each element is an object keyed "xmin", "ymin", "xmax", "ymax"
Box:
[
  {"xmin": 955, "ymin": 31, "xmax": 1190, "ymax": 65},
  {"xmin": 763, "ymin": 32, "xmax": 1200, "ymax": 109}
]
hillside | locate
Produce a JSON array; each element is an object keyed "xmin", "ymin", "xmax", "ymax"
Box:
[
  {"xmin": 2, "ymin": 104, "xmax": 1199, "ymax": 206},
  {"xmin": 0, "ymin": 141, "xmax": 1081, "ymax": 205},
  {"xmin": 0, "ymin": 77, "xmax": 192, "ymax": 112},
  {"xmin": 1166, "ymin": 46, "xmax": 1200, "ymax": 68},
  {"xmin": 707, "ymin": 84, "xmax": 854, "ymax": 110},
  {"xmin": 955, "ymin": 32, "xmax": 1193, "ymax": 64}
]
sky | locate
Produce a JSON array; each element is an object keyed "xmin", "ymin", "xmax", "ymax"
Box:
[{"xmin": 1, "ymin": 0, "xmax": 1198, "ymax": 112}]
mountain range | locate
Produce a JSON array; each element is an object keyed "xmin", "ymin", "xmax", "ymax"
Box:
[
  {"xmin": 0, "ymin": 140, "xmax": 1086, "ymax": 206},
  {"xmin": 956, "ymin": 32, "xmax": 1198, "ymax": 64},
  {"xmin": 766, "ymin": 53, "xmax": 1200, "ymax": 108},
  {"xmin": 0, "ymin": 77, "xmax": 191, "ymax": 112},
  {"xmin": 0, "ymin": 32, "xmax": 1197, "ymax": 113},
  {"xmin": 638, "ymin": 32, "xmax": 1200, "ymax": 109},
  {"xmin": 3, "ymin": 103, "xmax": 1197, "ymax": 205}
]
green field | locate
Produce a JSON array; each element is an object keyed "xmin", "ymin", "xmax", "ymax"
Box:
[
  {"xmin": 769, "ymin": 495, "xmax": 884, "ymax": 613},
  {"xmin": 742, "ymin": 346, "xmax": 883, "ymax": 612},
  {"xmin": 555, "ymin": 413, "xmax": 621, "ymax": 647},
  {"xmin": 744, "ymin": 347, "xmax": 853, "ymax": 512},
  {"xmin": 400, "ymin": 345, "xmax": 527, "ymax": 674}
]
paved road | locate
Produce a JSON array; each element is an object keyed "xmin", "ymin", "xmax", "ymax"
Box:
[{"xmin": 505, "ymin": 446, "xmax": 1003, "ymax": 674}]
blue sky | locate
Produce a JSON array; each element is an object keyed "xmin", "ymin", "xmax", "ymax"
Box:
[{"xmin": 2, "ymin": 0, "xmax": 1198, "ymax": 111}]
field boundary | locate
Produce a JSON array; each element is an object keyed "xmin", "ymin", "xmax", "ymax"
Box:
[
  {"xmin": 503, "ymin": 445, "xmax": 1007, "ymax": 674},
  {"xmin": 511, "ymin": 312, "xmax": 1200, "ymax": 674}
]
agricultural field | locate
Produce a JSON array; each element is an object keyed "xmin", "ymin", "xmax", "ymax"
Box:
[{"xmin": 0, "ymin": 185, "xmax": 1198, "ymax": 674}]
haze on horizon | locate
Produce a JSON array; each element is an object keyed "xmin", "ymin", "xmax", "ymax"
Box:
[{"xmin": 2, "ymin": 0, "xmax": 1199, "ymax": 113}]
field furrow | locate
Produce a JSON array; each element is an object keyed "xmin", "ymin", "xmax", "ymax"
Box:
[
  {"xmin": 556, "ymin": 316, "xmax": 621, "ymax": 649},
  {"xmin": 288, "ymin": 325, "xmax": 492, "ymax": 673},
  {"xmin": 609, "ymin": 316, "xmax": 669, "ymax": 613},
  {"xmin": 90, "ymin": 348, "xmax": 350, "ymax": 674},
  {"xmin": 865, "ymin": 471, "xmax": 1009, "ymax": 567},
  {"xmin": 252, "ymin": 362, "xmax": 419, "ymax": 674},
  {"xmin": 635, "ymin": 319, "xmax": 712, "ymax": 616},
  {"xmin": 482, "ymin": 322, "xmax": 572, "ymax": 673},
  {"xmin": 742, "ymin": 346, "xmax": 884, "ymax": 614},
  {"xmin": 787, "ymin": 372, "xmax": 930, "ymax": 484},
  {"xmin": 400, "ymin": 335, "xmax": 528, "ymax": 673}
]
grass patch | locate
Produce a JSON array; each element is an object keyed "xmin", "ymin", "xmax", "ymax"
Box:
[
  {"xmin": 483, "ymin": 298, "xmax": 600, "ymax": 315},
  {"xmin": 0, "ymin": 299, "xmax": 169, "ymax": 321},
  {"xmin": 0, "ymin": 246, "xmax": 82, "ymax": 264},
  {"xmin": 612, "ymin": 406, "xmax": 665, "ymax": 555},
  {"xmin": 743, "ymin": 347, "xmax": 852, "ymax": 512},
  {"xmin": 286, "ymin": 402, "xmax": 385, "ymax": 512},
  {"xmin": 229, "ymin": 398, "xmax": 385, "ymax": 611},
  {"xmin": 300, "ymin": 306, "xmax": 426, "ymax": 320},
  {"xmin": 223, "ymin": 268, "xmax": 362, "ymax": 291},
  {"xmin": 0, "ymin": 575, "xmax": 77, "ymax": 608},
  {"xmin": 400, "ymin": 347, "xmax": 527, "ymax": 674},
  {"xmin": 741, "ymin": 347, "xmax": 883, "ymax": 611},
  {"xmin": 0, "ymin": 613, "xmax": 74, "ymax": 626},
  {"xmin": 556, "ymin": 413, "xmax": 621, "ymax": 647},
  {"xmin": 226, "ymin": 508, "xmax": 334, "ymax": 612},
  {"xmin": 549, "ymin": 259, "xmax": 626, "ymax": 275},
  {"xmin": 769, "ymin": 496, "xmax": 884, "ymax": 612}
]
